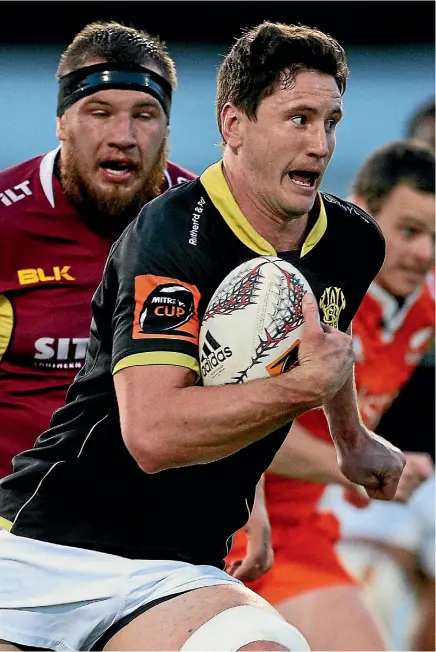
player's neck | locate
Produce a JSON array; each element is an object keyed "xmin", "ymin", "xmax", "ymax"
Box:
[{"xmin": 222, "ymin": 159, "xmax": 310, "ymax": 252}]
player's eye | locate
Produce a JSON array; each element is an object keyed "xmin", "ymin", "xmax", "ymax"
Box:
[
  {"xmin": 402, "ymin": 226, "xmax": 419, "ymax": 238},
  {"xmin": 291, "ymin": 115, "xmax": 307, "ymax": 126}
]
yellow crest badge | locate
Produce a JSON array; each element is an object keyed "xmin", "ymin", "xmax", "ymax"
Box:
[{"xmin": 319, "ymin": 287, "xmax": 346, "ymax": 329}]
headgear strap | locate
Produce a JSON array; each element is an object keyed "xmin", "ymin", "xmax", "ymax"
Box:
[{"xmin": 57, "ymin": 62, "xmax": 172, "ymax": 120}]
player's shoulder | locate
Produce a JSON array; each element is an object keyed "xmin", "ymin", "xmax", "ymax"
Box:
[
  {"xmin": 322, "ymin": 192, "xmax": 384, "ymax": 239},
  {"xmin": 0, "ymin": 150, "xmax": 56, "ymax": 222},
  {"xmin": 0, "ymin": 154, "xmax": 42, "ymax": 192},
  {"xmin": 321, "ymin": 192, "xmax": 385, "ymax": 265},
  {"xmin": 115, "ymin": 176, "xmax": 206, "ymax": 260},
  {"xmin": 162, "ymin": 160, "xmax": 197, "ymax": 191}
]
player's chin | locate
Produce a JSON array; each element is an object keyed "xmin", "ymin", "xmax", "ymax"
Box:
[
  {"xmin": 285, "ymin": 195, "xmax": 317, "ymax": 217},
  {"xmin": 392, "ymin": 276, "xmax": 422, "ymax": 298},
  {"xmin": 284, "ymin": 184, "xmax": 317, "ymax": 214}
]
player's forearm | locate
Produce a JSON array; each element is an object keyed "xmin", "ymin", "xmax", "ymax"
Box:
[
  {"xmin": 122, "ymin": 369, "xmax": 324, "ymax": 473},
  {"xmin": 268, "ymin": 421, "xmax": 351, "ymax": 485},
  {"xmin": 323, "ymin": 368, "xmax": 363, "ymax": 450},
  {"xmin": 250, "ymin": 475, "xmax": 268, "ymax": 521}
]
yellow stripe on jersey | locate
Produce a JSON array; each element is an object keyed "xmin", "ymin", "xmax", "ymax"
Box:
[
  {"xmin": 200, "ymin": 162, "xmax": 276, "ymax": 256},
  {"xmin": 301, "ymin": 194, "xmax": 327, "ymax": 257},
  {"xmin": 201, "ymin": 161, "xmax": 327, "ymax": 258},
  {"xmin": 0, "ymin": 515, "xmax": 13, "ymax": 531},
  {"xmin": 0, "ymin": 295, "xmax": 13, "ymax": 363},
  {"xmin": 113, "ymin": 351, "xmax": 200, "ymax": 377}
]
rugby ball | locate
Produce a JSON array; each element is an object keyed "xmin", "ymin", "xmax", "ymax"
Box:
[{"xmin": 199, "ymin": 256, "xmax": 313, "ymax": 386}]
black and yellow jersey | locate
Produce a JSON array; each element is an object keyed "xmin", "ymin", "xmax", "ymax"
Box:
[{"xmin": 0, "ymin": 161, "xmax": 385, "ymax": 567}]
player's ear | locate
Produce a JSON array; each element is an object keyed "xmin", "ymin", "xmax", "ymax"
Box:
[
  {"xmin": 221, "ymin": 103, "xmax": 244, "ymax": 149},
  {"xmin": 56, "ymin": 116, "xmax": 66, "ymax": 141}
]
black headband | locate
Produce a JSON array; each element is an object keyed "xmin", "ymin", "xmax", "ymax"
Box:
[{"xmin": 57, "ymin": 62, "xmax": 172, "ymax": 120}]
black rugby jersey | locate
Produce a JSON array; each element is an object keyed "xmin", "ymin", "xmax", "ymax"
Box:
[{"xmin": 0, "ymin": 162, "xmax": 385, "ymax": 566}]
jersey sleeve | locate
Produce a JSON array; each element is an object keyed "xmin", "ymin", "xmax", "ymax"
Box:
[{"xmin": 107, "ymin": 186, "xmax": 207, "ymax": 378}]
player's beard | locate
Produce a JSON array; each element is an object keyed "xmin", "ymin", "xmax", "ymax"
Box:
[{"xmin": 60, "ymin": 139, "xmax": 168, "ymax": 239}]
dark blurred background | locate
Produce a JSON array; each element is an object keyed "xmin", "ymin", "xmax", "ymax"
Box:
[
  {"xmin": 1, "ymin": 2, "xmax": 434, "ymax": 46},
  {"xmin": 1, "ymin": 1, "xmax": 434, "ymax": 197}
]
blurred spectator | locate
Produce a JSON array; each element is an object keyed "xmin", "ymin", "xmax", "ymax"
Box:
[{"xmin": 405, "ymin": 98, "xmax": 435, "ymax": 150}]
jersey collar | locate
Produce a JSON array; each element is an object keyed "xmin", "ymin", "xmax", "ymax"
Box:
[
  {"xmin": 200, "ymin": 160, "xmax": 326, "ymax": 256},
  {"xmin": 39, "ymin": 146, "xmax": 61, "ymax": 208},
  {"xmin": 368, "ymin": 281, "xmax": 423, "ymax": 341}
]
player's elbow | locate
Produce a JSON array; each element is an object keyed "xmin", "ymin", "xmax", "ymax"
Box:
[{"xmin": 122, "ymin": 429, "xmax": 170, "ymax": 474}]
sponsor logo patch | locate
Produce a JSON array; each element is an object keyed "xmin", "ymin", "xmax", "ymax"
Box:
[
  {"xmin": 200, "ymin": 330, "xmax": 232, "ymax": 377},
  {"xmin": 133, "ymin": 275, "xmax": 201, "ymax": 342}
]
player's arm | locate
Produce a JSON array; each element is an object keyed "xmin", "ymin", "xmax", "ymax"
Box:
[
  {"xmin": 226, "ymin": 475, "xmax": 274, "ymax": 581},
  {"xmin": 268, "ymin": 419, "xmax": 355, "ymax": 486},
  {"xmin": 323, "ymin": 353, "xmax": 405, "ymax": 500},
  {"xmin": 114, "ymin": 294, "xmax": 354, "ymax": 473}
]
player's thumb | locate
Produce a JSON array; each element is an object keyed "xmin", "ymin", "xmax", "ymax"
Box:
[{"xmin": 302, "ymin": 293, "xmax": 322, "ymax": 335}]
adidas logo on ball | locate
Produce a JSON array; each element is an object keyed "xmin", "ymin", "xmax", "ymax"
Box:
[{"xmin": 201, "ymin": 330, "xmax": 232, "ymax": 377}]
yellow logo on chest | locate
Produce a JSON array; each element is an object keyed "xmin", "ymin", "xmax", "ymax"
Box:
[
  {"xmin": 17, "ymin": 266, "xmax": 75, "ymax": 285},
  {"xmin": 319, "ymin": 287, "xmax": 346, "ymax": 328}
]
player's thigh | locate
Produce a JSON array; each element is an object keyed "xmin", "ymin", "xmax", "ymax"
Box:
[
  {"xmin": 104, "ymin": 582, "xmax": 283, "ymax": 651},
  {"xmin": 0, "ymin": 643, "xmax": 23, "ymax": 651},
  {"xmin": 274, "ymin": 584, "xmax": 388, "ymax": 652}
]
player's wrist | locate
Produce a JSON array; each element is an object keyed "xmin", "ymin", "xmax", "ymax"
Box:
[{"xmin": 281, "ymin": 365, "xmax": 328, "ymax": 412}]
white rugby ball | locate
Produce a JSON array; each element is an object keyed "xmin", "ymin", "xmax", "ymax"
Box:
[{"xmin": 200, "ymin": 256, "xmax": 313, "ymax": 385}]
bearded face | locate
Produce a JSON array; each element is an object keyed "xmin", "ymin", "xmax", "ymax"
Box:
[{"xmin": 57, "ymin": 87, "xmax": 169, "ymax": 238}]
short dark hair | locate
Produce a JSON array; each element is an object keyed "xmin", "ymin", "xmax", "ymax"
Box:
[
  {"xmin": 216, "ymin": 21, "xmax": 349, "ymax": 137},
  {"xmin": 405, "ymin": 99, "xmax": 435, "ymax": 140},
  {"xmin": 56, "ymin": 21, "xmax": 177, "ymax": 89},
  {"xmin": 353, "ymin": 140, "xmax": 435, "ymax": 215}
]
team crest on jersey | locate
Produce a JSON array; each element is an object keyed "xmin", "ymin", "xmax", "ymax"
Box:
[
  {"xmin": 319, "ymin": 287, "xmax": 346, "ymax": 329},
  {"xmin": 133, "ymin": 275, "xmax": 201, "ymax": 342}
]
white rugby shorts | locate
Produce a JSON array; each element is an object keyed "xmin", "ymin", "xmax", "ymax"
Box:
[{"xmin": 0, "ymin": 530, "xmax": 241, "ymax": 651}]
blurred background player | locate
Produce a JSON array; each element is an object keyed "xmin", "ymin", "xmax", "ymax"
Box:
[
  {"xmin": 334, "ymin": 99, "xmax": 436, "ymax": 652},
  {"xmin": 0, "ymin": 21, "xmax": 194, "ymax": 479},
  {"xmin": 377, "ymin": 97, "xmax": 435, "ymax": 463},
  {"xmin": 405, "ymin": 97, "xmax": 435, "ymax": 149},
  {"xmin": 328, "ymin": 118, "xmax": 435, "ymax": 651},
  {"xmin": 227, "ymin": 139, "xmax": 435, "ymax": 651}
]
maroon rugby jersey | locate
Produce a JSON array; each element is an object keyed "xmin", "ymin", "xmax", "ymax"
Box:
[{"xmin": 0, "ymin": 148, "xmax": 195, "ymax": 477}]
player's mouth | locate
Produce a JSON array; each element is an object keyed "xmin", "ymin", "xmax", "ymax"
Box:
[
  {"xmin": 287, "ymin": 170, "xmax": 320, "ymax": 190},
  {"xmin": 99, "ymin": 159, "xmax": 137, "ymax": 183}
]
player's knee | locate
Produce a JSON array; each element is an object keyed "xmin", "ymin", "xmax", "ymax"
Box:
[
  {"xmin": 180, "ymin": 605, "xmax": 310, "ymax": 651},
  {"xmin": 0, "ymin": 642, "xmax": 22, "ymax": 651}
]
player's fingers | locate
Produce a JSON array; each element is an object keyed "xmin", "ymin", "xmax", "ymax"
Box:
[
  {"xmin": 368, "ymin": 478, "xmax": 399, "ymax": 501},
  {"xmin": 343, "ymin": 485, "xmax": 371, "ymax": 508},
  {"xmin": 225, "ymin": 559, "xmax": 242, "ymax": 576},
  {"xmin": 231, "ymin": 556, "xmax": 267, "ymax": 581},
  {"xmin": 320, "ymin": 322, "xmax": 334, "ymax": 333},
  {"xmin": 301, "ymin": 293, "xmax": 322, "ymax": 335}
]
